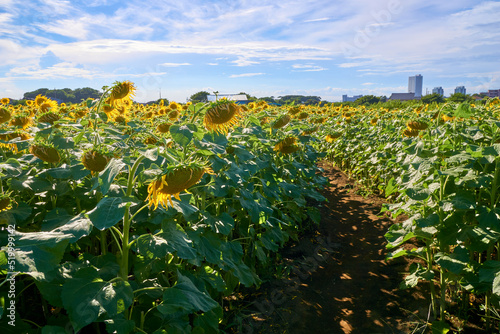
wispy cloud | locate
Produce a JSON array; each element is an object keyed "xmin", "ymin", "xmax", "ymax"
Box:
[
  {"xmin": 159, "ymin": 62, "xmax": 191, "ymax": 67},
  {"xmin": 229, "ymin": 73, "xmax": 265, "ymax": 78}
]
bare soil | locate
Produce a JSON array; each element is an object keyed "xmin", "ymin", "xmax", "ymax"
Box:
[{"xmin": 233, "ymin": 162, "xmax": 433, "ymax": 334}]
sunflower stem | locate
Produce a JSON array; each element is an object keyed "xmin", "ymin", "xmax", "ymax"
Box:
[{"xmin": 119, "ymin": 155, "xmax": 146, "ymax": 281}]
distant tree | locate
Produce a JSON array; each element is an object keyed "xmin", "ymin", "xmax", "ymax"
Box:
[
  {"xmin": 355, "ymin": 95, "xmax": 381, "ymax": 105},
  {"xmin": 421, "ymin": 93, "xmax": 445, "ymax": 104},
  {"xmin": 447, "ymin": 93, "xmax": 471, "ymax": 103},
  {"xmin": 189, "ymin": 91, "xmax": 210, "ymax": 103},
  {"xmin": 277, "ymin": 95, "xmax": 321, "ymax": 105},
  {"xmin": 23, "ymin": 87, "xmax": 101, "ymax": 103}
]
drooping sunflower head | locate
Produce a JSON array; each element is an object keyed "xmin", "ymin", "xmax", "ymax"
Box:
[
  {"xmin": 407, "ymin": 120, "xmax": 428, "ymax": 130},
  {"xmin": 168, "ymin": 109, "xmax": 180, "ymax": 121},
  {"xmin": 147, "ymin": 163, "xmax": 213, "ymax": 209},
  {"xmin": 156, "ymin": 122, "xmax": 171, "ymax": 133},
  {"xmin": 82, "ymin": 148, "xmax": 111, "ymax": 173},
  {"xmin": 38, "ymin": 111, "xmax": 61, "ymax": 125},
  {"xmin": 34, "ymin": 94, "xmax": 47, "ymax": 107},
  {"xmin": 0, "ymin": 107, "xmax": 11, "ymax": 124},
  {"xmin": 39, "ymin": 99, "xmax": 58, "ymax": 113},
  {"xmin": 370, "ymin": 117, "xmax": 378, "ymax": 126},
  {"xmin": 109, "ymin": 81, "xmax": 136, "ymax": 105},
  {"xmin": 29, "ymin": 143, "xmax": 61, "ymax": 163},
  {"xmin": 271, "ymin": 114, "xmax": 291, "ymax": 129},
  {"xmin": 9, "ymin": 114, "xmax": 33, "ymax": 129},
  {"xmin": 325, "ymin": 133, "xmax": 342, "ymax": 143},
  {"xmin": 274, "ymin": 136, "xmax": 300, "ymax": 155},
  {"xmin": 402, "ymin": 128, "xmax": 420, "ymax": 137},
  {"xmin": 204, "ymin": 100, "xmax": 244, "ymax": 134},
  {"xmin": 1, "ymin": 98, "xmax": 10, "ymax": 105},
  {"xmin": 0, "ymin": 193, "xmax": 12, "ymax": 212},
  {"xmin": 296, "ymin": 111, "xmax": 309, "ymax": 120}
]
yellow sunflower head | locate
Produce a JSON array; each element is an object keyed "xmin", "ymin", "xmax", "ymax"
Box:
[
  {"xmin": 82, "ymin": 148, "xmax": 111, "ymax": 173},
  {"xmin": 38, "ymin": 111, "xmax": 61, "ymax": 125},
  {"xmin": 325, "ymin": 133, "xmax": 342, "ymax": 143},
  {"xmin": 147, "ymin": 164, "xmax": 213, "ymax": 209},
  {"xmin": 0, "ymin": 107, "xmax": 12, "ymax": 124},
  {"xmin": 271, "ymin": 114, "xmax": 291, "ymax": 129},
  {"xmin": 26, "ymin": 100, "xmax": 34, "ymax": 106},
  {"xmin": 9, "ymin": 115, "xmax": 33, "ymax": 129},
  {"xmin": 29, "ymin": 143, "xmax": 61, "ymax": 163},
  {"xmin": 39, "ymin": 99, "xmax": 58, "ymax": 113},
  {"xmin": 204, "ymin": 100, "xmax": 244, "ymax": 134},
  {"xmin": 274, "ymin": 136, "xmax": 300, "ymax": 155},
  {"xmin": 109, "ymin": 81, "xmax": 136, "ymax": 105},
  {"xmin": 406, "ymin": 120, "xmax": 428, "ymax": 130},
  {"xmin": 34, "ymin": 94, "xmax": 47, "ymax": 107},
  {"xmin": 1, "ymin": 98, "xmax": 10, "ymax": 105},
  {"xmin": 402, "ymin": 128, "xmax": 420, "ymax": 138},
  {"xmin": 156, "ymin": 122, "xmax": 171, "ymax": 134},
  {"xmin": 0, "ymin": 194, "xmax": 12, "ymax": 212}
]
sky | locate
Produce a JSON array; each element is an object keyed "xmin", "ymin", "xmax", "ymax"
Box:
[{"xmin": 1, "ymin": 0, "xmax": 499, "ymax": 103}]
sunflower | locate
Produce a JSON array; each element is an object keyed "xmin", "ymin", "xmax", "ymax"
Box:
[
  {"xmin": 301, "ymin": 126, "xmax": 318, "ymax": 136},
  {"xmin": 370, "ymin": 117, "xmax": 378, "ymax": 126},
  {"xmin": 274, "ymin": 136, "xmax": 300, "ymax": 154},
  {"xmin": 39, "ymin": 99, "xmax": 58, "ymax": 113},
  {"xmin": 204, "ymin": 100, "xmax": 244, "ymax": 134},
  {"xmin": 156, "ymin": 122, "xmax": 171, "ymax": 133},
  {"xmin": 271, "ymin": 114, "xmax": 291, "ymax": 129},
  {"xmin": 402, "ymin": 128, "xmax": 420, "ymax": 137},
  {"xmin": 38, "ymin": 111, "xmax": 61, "ymax": 125},
  {"xmin": 9, "ymin": 115, "xmax": 33, "ymax": 129},
  {"xmin": 0, "ymin": 194, "xmax": 12, "ymax": 212},
  {"xmin": 325, "ymin": 133, "xmax": 342, "ymax": 143},
  {"xmin": 147, "ymin": 164, "xmax": 212, "ymax": 209},
  {"xmin": 296, "ymin": 112, "xmax": 309, "ymax": 120},
  {"xmin": 0, "ymin": 107, "xmax": 11, "ymax": 124},
  {"xmin": 29, "ymin": 144, "xmax": 61, "ymax": 163},
  {"xmin": 288, "ymin": 106, "xmax": 301, "ymax": 115},
  {"xmin": 109, "ymin": 81, "xmax": 136, "ymax": 106},
  {"xmin": 34, "ymin": 94, "xmax": 47, "ymax": 107},
  {"xmin": 407, "ymin": 120, "xmax": 428, "ymax": 130},
  {"xmin": 82, "ymin": 149, "xmax": 110, "ymax": 172},
  {"xmin": 26, "ymin": 100, "xmax": 34, "ymax": 106},
  {"xmin": 1, "ymin": 98, "xmax": 10, "ymax": 105},
  {"xmin": 168, "ymin": 109, "xmax": 180, "ymax": 121}
]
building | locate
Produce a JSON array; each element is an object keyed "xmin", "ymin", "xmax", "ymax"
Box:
[
  {"xmin": 342, "ymin": 94, "xmax": 363, "ymax": 102},
  {"xmin": 408, "ymin": 74, "xmax": 423, "ymax": 97},
  {"xmin": 455, "ymin": 86, "xmax": 466, "ymax": 95},
  {"xmin": 432, "ymin": 87, "xmax": 444, "ymax": 96},
  {"xmin": 207, "ymin": 93, "xmax": 249, "ymax": 104},
  {"xmin": 389, "ymin": 93, "xmax": 419, "ymax": 101},
  {"xmin": 485, "ymin": 90, "xmax": 500, "ymax": 98}
]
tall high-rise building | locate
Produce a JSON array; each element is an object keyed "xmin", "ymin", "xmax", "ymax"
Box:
[
  {"xmin": 455, "ymin": 86, "xmax": 466, "ymax": 95},
  {"xmin": 408, "ymin": 74, "xmax": 423, "ymax": 97},
  {"xmin": 432, "ymin": 86, "xmax": 444, "ymax": 96}
]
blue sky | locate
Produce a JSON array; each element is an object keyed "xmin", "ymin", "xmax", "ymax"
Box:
[{"xmin": 1, "ymin": 0, "xmax": 499, "ymax": 102}]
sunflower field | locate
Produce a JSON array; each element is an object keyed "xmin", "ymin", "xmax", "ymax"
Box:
[
  {"xmin": 1, "ymin": 80, "xmax": 500, "ymax": 333},
  {"xmin": 0, "ymin": 81, "xmax": 327, "ymax": 333}
]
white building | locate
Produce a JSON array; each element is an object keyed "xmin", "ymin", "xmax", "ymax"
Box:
[
  {"xmin": 432, "ymin": 87, "xmax": 444, "ymax": 96},
  {"xmin": 408, "ymin": 74, "xmax": 423, "ymax": 97},
  {"xmin": 342, "ymin": 94, "xmax": 363, "ymax": 102},
  {"xmin": 455, "ymin": 86, "xmax": 466, "ymax": 95}
]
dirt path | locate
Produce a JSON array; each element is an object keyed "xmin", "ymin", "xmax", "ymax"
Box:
[{"xmin": 236, "ymin": 162, "xmax": 430, "ymax": 334}]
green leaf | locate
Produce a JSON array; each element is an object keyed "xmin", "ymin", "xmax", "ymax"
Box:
[
  {"xmin": 220, "ymin": 241, "xmax": 258, "ymax": 286},
  {"xmin": 160, "ymin": 222, "xmax": 196, "ymax": 260},
  {"xmin": 0, "ymin": 202, "xmax": 32, "ymax": 226},
  {"xmin": 135, "ymin": 234, "xmax": 169, "ymax": 260},
  {"xmin": 139, "ymin": 147, "xmax": 159, "ymax": 161},
  {"xmin": 0, "ymin": 158, "xmax": 22, "ymax": 177},
  {"xmin": 61, "ymin": 267, "xmax": 134, "ymax": 332},
  {"xmin": 158, "ymin": 273, "xmax": 218, "ymax": 316},
  {"xmin": 170, "ymin": 124, "xmax": 197, "ymax": 147},
  {"xmin": 41, "ymin": 325, "xmax": 68, "ymax": 334},
  {"xmin": 87, "ymin": 197, "xmax": 128, "ymax": 230},
  {"xmin": 385, "ymin": 224, "xmax": 415, "ymax": 250},
  {"xmin": 99, "ymin": 158, "xmax": 126, "ymax": 195},
  {"xmin": 435, "ymin": 246, "xmax": 469, "ymax": 275},
  {"xmin": 51, "ymin": 213, "xmax": 93, "ymax": 243},
  {"xmin": 405, "ymin": 187, "xmax": 431, "ymax": 201},
  {"xmin": 400, "ymin": 263, "xmax": 434, "ymax": 289},
  {"xmin": 104, "ymin": 314, "xmax": 135, "ymax": 334},
  {"xmin": 3, "ymin": 231, "xmax": 71, "ymax": 280},
  {"xmin": 431, "ymin": 320, "xmax": 450, "ymax": 334}
]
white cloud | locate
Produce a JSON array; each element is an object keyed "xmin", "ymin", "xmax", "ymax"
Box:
[
  {"xmin": 159, "ymin": 62, "xmax": 191, "ymax": 67},
  {"xmin": 229, "ymin": 73, "xmax": 265, "ymax": 78},
  {"xmin": 292, "ymin": 64, "xmax": 327, "ymax": 72}
]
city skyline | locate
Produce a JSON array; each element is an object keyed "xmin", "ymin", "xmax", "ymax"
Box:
[{"xmin": 1, "ymin": 0, "xmax": 499, "ymax": 103}]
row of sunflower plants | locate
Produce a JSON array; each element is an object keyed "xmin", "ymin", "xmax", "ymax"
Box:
[
  {"xmin": 0, "ymin": 82, "xmax": 327, "ymax": 333},
  {"xmin": 316, "ymin": 99, "xmax": 500, "ymax": 332}
]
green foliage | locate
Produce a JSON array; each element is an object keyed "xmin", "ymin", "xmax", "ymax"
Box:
[
  {"xmin": 23, "ymin": 87, "xmax": 101, "ymax": 103},
  {"xmin": 421, "ymin": 92, "xmax": 445, "ymax": 104},
  {"xmin": 189, "ymin": 91, "xmax": 210, "ymax": 103}
]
